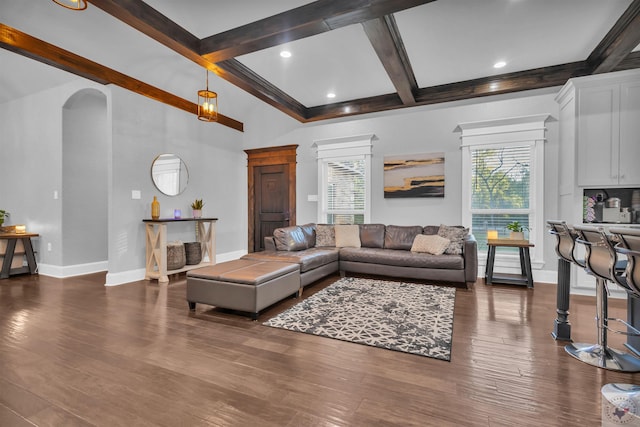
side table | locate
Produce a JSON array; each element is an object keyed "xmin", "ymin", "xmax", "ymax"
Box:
[
  {"xmin": 485, "ymin": 238, "xmax": 534, "ymax": 288},
  {"xmin": 0, "ymin": 233, "xmax": 39, "ymax": 279},
  {"xmin": 143, "ymin": 218, "xmax": 217, "ymax": 284}
]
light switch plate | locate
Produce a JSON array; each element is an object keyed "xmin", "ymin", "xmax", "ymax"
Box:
[
  {"xmin": 307, "ymin": 194, "xmax": 318, "ymax": 202},
  {"xmin": 132, "ymin": 190, "xmax": 141, "ymax": 200}
]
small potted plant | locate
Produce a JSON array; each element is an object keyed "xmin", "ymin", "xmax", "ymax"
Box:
[
  {"xmin": 506, "ymin": 221, "xmax": 529, "ymax": 240},
  {"xmin": 0, "ymin": 210, "xmax": 9, "ymax": 227},
  {"xmin": 191, "ymin": 199, "xmax": 204, "ymax": 218}
]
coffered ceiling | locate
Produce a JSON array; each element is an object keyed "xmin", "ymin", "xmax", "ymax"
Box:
[{"xmin": 1, "ymin": 0, "xmax": 640, "ymax": 131}]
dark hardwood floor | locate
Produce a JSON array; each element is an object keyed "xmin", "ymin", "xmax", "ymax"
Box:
[{"xmin": 1, "ymin": 271, "xmax": 638, "ymax": 426}]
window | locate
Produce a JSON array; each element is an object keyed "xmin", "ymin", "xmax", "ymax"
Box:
[
  {"xmin": 314, "ymin": 134, "xmax": 374, "ymax": 224},
  {"xmin": 458, "ymin": 115, "xmax": 549, "ymax": 264},
  {"xmin": 325, "ymin": 158, "xmax": 366, "ymax": 224},
  {"xmin": 470, "ymin": 144, "xmax": 532, "ymax": 252}
]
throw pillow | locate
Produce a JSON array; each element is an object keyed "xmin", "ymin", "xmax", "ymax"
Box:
[
  {"xmin": 274, "ymin": 226, "xmax": 307, "ymax": 251},
  {"xmin": 316, "ymin": 224, "xmax": 335, "ymax": 247},
  {"xmin": 299, "ymin": 223, "xmax": 316, "ymax": 248},
  {"xmin": 411, "ymin": 234, "xmax": 451, "ymax": 255},
  {"xmin": 437, "ymin": 224, "xmax": 468, "ymax": 255},
  {"xmin": 334, "ymin": 224, "xmax": 361, "ymax": 248}
]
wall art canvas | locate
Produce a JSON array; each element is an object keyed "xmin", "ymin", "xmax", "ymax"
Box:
[{"xmin": 384, "ymin": 152, "xmax": 445, "ymax": 198}]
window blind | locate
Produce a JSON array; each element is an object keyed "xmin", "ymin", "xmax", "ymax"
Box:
[
  {"xmin": 470, "ymin": 145, "xmax": 532, "ymax": 251},
  {"xmin": 325, "ymin": 159, "xmax": 365, "ymax": 224},
  {"xmin": 471, "ymin": 145, "xmax": 531, "ymax": 210}
]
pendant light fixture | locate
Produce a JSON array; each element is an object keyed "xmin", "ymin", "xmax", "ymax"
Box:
[
  {"xmin": 197, "ymin": 70, "xmax": 218, "ymax": 122},
  {"xmin": 52, "ymin": 0, "xmax": 87, "ymax": 10}
]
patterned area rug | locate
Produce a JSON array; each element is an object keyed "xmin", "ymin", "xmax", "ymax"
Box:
[{"xmin": 263, "ymin": 277, "xmax": 456, "ymax": 361}]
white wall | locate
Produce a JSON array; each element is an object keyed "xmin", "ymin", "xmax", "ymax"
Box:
[
  {"xmin": 244, "ymin": 88, "xmax": 561, "ymax": 281},
  {"xmin": 107, "ymin": 86, "xmax": 247, "ymax": 284},
  {"xmin": 0, "ymin": 74, "xmax": 563, "ymax": 285}
]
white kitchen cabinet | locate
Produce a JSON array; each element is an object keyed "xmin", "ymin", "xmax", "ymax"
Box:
[
  {"xmin": 576, "ymin": 84, "xmax": 620, "ymax": 186},
  {"xmin": 558, "ymin": 69, "xmax": 640, "ymax": 188},
  {"xmin": 619, "ymin": 81, "xmax": 640, "ymax": 186}
]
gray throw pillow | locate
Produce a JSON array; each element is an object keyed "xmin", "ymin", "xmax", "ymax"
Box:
[
  {"xmin": 437, "ymin": 224, "xmax": 468, "ymax": 255},
  {"xmin": 299, "ymin": 223, "xmax": 316, "ymax": 248},
  {"xmin": 316, "ymin": 224, "xmax": 335, "ymax": 247},
  {"xmin": 274, "ymin": 226, "xmax": 307, "ymax": 251}
]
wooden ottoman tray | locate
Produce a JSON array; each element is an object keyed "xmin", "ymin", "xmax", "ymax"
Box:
[{"xmin": 186, "ymin": 259, "xmax": 300, "ymax": 319}]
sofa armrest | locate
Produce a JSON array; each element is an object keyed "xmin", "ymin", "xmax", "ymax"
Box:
[
  {"xmin": 264, "ymin": 236, "xmax": 277, "ymax": 252},
  {"xmin": 463, "ymin": 234, "xmax": 478, "ymax": 284}
]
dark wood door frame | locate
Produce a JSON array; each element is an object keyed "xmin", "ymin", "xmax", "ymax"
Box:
[{"xmin": 245, "ymin": 145, "xmax": 298, "ymax": 252}]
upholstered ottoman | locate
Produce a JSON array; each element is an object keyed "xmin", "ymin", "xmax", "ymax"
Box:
[{"xmin": 186, "ymin": 259, "xmax": 300, "ymax": 319}]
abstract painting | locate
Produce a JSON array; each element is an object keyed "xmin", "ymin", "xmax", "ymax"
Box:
[{"xmin": 384, "ymin": 152, "xmax": 445, "ymax": 198}]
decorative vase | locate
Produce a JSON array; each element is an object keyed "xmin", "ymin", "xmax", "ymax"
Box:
[
  {"xmin": 192, "ymin": 209, "xmax": 202, "ymax": 219},
  {"xmin": 151, "ymin": 196, "xmax": 160, "ymax": 220},
  {"xmin": 510, "ymin": 231, "xmax": 524, "ymax": 240}
]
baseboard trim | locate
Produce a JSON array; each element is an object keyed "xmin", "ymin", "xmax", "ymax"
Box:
[
  {"xmin": 102, "ymin": 250, "xmax": 248, "ymax": 286},
  {"xmin": 38, "ymin": 261, "xmax": 107, "ymax": 279},
  {"xmin": 105, "ymin": 268, "xmax": 146, "ymax": 287}
]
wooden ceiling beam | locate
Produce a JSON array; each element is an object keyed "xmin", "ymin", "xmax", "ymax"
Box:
[
  {"xmin": 586, "ymin": 0, "xmax": 640, "ymax": 74},
  {"xmin": 0, "ymin": 24, "xmax": 243, "ymax": 132},
  {"xmin": 216, "ymin": 59, "xmax": 308, "ymax": 122},
  {"xmin": 362, "ymin": 15, "xmax": 417, "ymax": 105},
  {"xmin": 200, "ymin": 0, "xmax": 437, "ymax": 63},
  {"xmin": 305, "ymin": 93, "xmax": 403, "ymax": 122},
  {"xmin": 305, "ymin": 61, "xmax": 593, "ymax": 122}
]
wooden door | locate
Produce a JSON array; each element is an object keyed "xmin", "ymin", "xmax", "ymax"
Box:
[
  {"xmin": 245, "ymin": 145, "xmax": 297, "ymax": 252},
  {"xmin": 254, "ymin": 164, "xmax": 290, "ymax": 251}
]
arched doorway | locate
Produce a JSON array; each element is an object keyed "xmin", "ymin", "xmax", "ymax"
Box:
[{"xmin": 61, "ymin": 89, "xmax": 108, "ymax": 273}]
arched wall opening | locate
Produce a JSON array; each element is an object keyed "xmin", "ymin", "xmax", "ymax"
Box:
[{"xmin": 61, "ymin": 88, "xmax": 109, "ymax": 271}]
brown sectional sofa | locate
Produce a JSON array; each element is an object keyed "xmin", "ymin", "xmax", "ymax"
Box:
[{"xmin": 241, "ymin": 223, "xmax": 478, "ymax": 289}]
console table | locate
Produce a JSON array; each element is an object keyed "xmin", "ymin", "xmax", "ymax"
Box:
[
  {"xmin": 485, "ymin": 238, "xmax": 535, "ymax": 288},
  {"xmin": 143, "ymin": 218, "xmax": 217, "ymax": 284},
  {"xmin": 0, "ymin": 233, "xmax": 39, "ymax": 279}
]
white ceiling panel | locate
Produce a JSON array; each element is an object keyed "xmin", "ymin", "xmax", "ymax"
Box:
[
  {"xmin": 237, "ymin": 24, "xmax": 397, "ymax": 107},
  {"xmin": 396, "ymin": 0, "xmax": 633, "ymax": 88}
]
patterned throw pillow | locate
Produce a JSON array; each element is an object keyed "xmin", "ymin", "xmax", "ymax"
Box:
[
  {"xmin": 437, "ymin": 224, "xmax": 468, "ymax": 255},
  {"xmin": 316, "ymin": 224, "xmax": 335, "ymax": 247},
  {"xmin": 334, "ymin": 224, "xmax": 361, "ymax": 248},
  {"xmin": 410, "ymin": 234, "xmax": 451, "ymax": 255}
]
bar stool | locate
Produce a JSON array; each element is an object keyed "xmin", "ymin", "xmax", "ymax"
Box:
[
  {"xmin": 609, "ymin": 227, "xmax": 640, "ymax": 296},
  {"xmin": 547, "ymin": 220, "xmax": 584, "ymax": 341},
  {"xmin": 566, "ymin": 225, "xmax": 640, "ymax": 372}
]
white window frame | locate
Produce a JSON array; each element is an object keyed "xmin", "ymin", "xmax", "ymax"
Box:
[
  {"xmin": 457, "ymin": 115, "xmax": 549, "ymax": 269},
  {"xmin": 313, "ymin": 134, "xmax": 374, "ymax": 224}
]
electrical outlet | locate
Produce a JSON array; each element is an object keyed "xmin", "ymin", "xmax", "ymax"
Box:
[
  {"xmin": 132, "ymin": 190, "xmax": 141, "ymax": 200},
  {"xmin": 47, "ymin": 243, "xmax": 52, "ymax": 252}
]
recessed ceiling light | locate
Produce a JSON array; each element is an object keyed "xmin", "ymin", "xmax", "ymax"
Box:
[
  {"xmin": 327, "ymin": 92, "xmax": 336, "ymax": 99},
  {"xmin": 280, "ymin": 51, "xmax": 292, "ymax": 58},
  {"xmin": 493, "ymin": 61, "xmax": 507, "ymax": 69}
]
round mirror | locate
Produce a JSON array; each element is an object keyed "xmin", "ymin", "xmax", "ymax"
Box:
[{"xmin": 151, "ymin": 154, "xmax": 189, "ymax": 196}]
